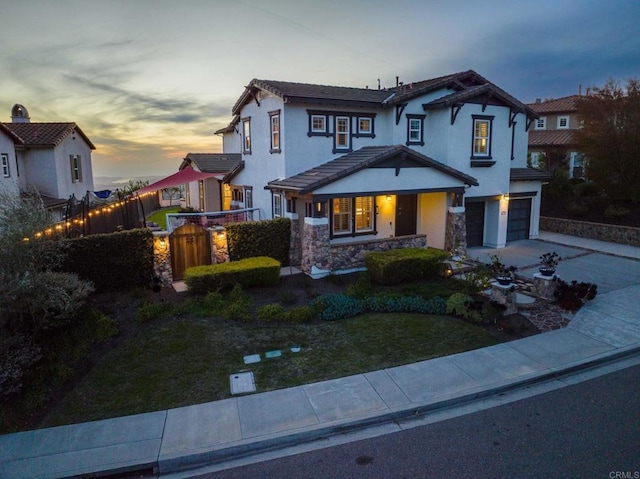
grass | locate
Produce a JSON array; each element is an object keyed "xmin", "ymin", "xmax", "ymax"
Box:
[
  {"xmin": 146, "ymin": 206, "xmax": 180, "ymax": 230},
  {"xmin": 39, "ymin": 312, "xmax": 497, "ymax": 428}
]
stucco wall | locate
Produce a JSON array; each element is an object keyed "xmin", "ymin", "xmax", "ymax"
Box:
[{"xmin": 0, "ymin": 131, "xmax": 19, "ymax": 195}]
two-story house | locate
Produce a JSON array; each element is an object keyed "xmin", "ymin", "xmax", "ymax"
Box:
[
  {"xmin": 215, "ymin": 70, "xmax": 546, "ymax": 277},
  {"xmin": 527, "ymin": 95, "xmax": 586, "ymax": 179},
  {"xmin": 1, "ymin": 104, "xmax": 95, "ymax": 219}
]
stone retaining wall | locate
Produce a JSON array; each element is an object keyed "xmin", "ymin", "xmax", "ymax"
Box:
[
  {"xmin": 330, "ymin": 234, "xmax": 427, "ymax": 271},
  {"xmin": 540, "ymin": 216, "xmax": 640, "ymax": 246}
]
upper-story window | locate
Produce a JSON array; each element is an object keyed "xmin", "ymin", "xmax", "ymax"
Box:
[
  {"xmin": 471, "ymin": 115, "xmax": 494, "ymax": 164},
  {"xmin": 70, "ymin": 155, "xmax": 82, "ymax": 182},
  {"xmin": 406, "ymin": 114, "xmax": 425, "ymax": 146},
  {"xmin": 356, "ymin": 116, "xmax": 375, "ymax": 138},
  {"xmin": 242, "ymin": 117, "xmax": 251, "ymax": 154},
  {"xmin": 309, "ymin": 114, "xmax": 328, "ymax": 135},
  {"xmin": 535, "ymin": 117, "xmax": 546, "ymax": 130},
  {"xmin": 269, "ymin": 110, "xmax": 281, "ymax": 153},
  {"xmin": 1, "ymin": 154, "xmax": 9, "ymax": 178},
  {"xmin": 557, "ymin": 115, "xmax": 569, "ymax": 129},
  {"xmin": 334, "ymin": 116, "xmax": 351, "ymax": 151}
]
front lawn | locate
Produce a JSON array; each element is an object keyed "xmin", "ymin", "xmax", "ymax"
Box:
[{"xmin": 40, "ymin": 312, "xmax": 497, "ymax": 428}]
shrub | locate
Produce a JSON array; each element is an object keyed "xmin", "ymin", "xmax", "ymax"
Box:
[
  {"xmin": 310, "ymin": 294, "xmax": 363, "ymax": 321},
  {"xmin": 446, "ymin": 293, "xmax": 483, "ymax": 322},
  {"xmin": 92, "ymin": 310, "xmax": 119, "ymax": 342},
  {"xmin": 365, "ymin": 248, "xmax": 449, "ymax": 285},
  {"xmin": 0, "ymin": 334, "xmax": 42, "ymax": 399},
  {"xmin": 184, "ymin": 256, "xmax": 281, "ymax": 294},
  {"xmin": 286, "ymin": 305, "xmax": 316, "ymax": 323},
  {"xmin": 221, "ymin": 284, "xmax": 253, "ymax": 321},
  {"xmin": 279, "ymin": 290, "xmax": 298, "ymax": 305},
  {"xmin": 554, "ymin": 280, "xmax": 598, "ymax": 311},
  {"xmin": 257, "ymin": 303, "xmax": 286, "ymax": 322},
  {"xmin": 604, "ymin": 204, "xmax": 630, "ymax": 219},
  {"xmin": 345, "ymin": 272, "xmax": 374, "ymax": 299},
  {"xmin": 361, "ymin": 295, "xmax": 446, "ymax": 315},
  {"xmin": 134, "ymin": 302, "xmax": 167, "ymax": 323}
]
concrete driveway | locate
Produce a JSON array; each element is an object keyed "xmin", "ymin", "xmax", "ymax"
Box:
[{"xmin": 468, "ymin": 239, "xmax": 640, "ymax": 295}]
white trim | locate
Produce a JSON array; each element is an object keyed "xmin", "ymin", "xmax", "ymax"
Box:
[
  {"xmin": 557, "ymin": 115, "xmax": 569, "ymax": 129},
  {"xmin": 535, "ymin": 117, "xmax": 546, "ymax": 130}
]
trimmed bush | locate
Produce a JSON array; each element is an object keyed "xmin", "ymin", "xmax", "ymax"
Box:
[
  {"xmin": 184, "ymin": 256, "xmax": 281, "ymax": 294},
  {"xmin": 257, "ymin": 303, "xmax": 286, "ymax": 322},
  {"xmin": 226, "ymin": 217, "xmax": 291, "ymax": 265},
  {"xmin": 361, "ymin": 295, "xmax": 446, "ymax": 315},
  {"xmin": 61, "ymin": 229, "xmax": 154, "ymax": 292},
  {"xmin": 365, "ymin": 248, "xmax": 449, "ymax": 285},
  {"xmin": 286, "ymin": 305, "xmax": 315, "ymax": 323}
]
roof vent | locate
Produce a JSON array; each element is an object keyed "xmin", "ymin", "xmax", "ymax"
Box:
[{"xmin": 11, "ymin": 104, "xmax": 30, "ymax": 123}]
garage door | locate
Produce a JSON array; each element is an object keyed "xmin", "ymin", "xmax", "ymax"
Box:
[
  {"xmin": 465, "ymin": 201, "xmax": 485, "ymax": 247},
  {"xmin": 506, "ymin": 198, "xmax": 531, "ymax": 242}
]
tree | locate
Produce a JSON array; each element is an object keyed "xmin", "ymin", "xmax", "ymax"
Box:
[
  {"xmin": 574, "ymin": 78, "xmax": 640, "ymax": 203},
  {"xmin": 119, "ymin": 179, "xmax": 149, "ymax": 196}
]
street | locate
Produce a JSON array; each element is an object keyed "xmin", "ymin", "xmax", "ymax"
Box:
[{"xmin": 198, "ymin": 363, "xmax": 640, "ymax": 479}]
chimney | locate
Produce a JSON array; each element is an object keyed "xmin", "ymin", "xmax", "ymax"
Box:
[
  {"xmin": 535, "ymin": 98, "xmax": 541, "ymax": 104},
  {"xmin": 396, "ymin": 76, "xmax": 399, "ymax": 87},
  {"xmin": 11, "ymin": 104, "xmax": 30, "ymax": 123}
]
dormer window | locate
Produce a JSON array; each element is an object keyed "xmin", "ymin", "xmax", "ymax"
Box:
[{"xmin": 557, "ymin": 115, "xmax": 569, "ymax": 129}]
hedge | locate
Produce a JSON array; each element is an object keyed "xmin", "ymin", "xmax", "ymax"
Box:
[
  {"xmin": 184, "ymin": 256, "xmax": 281, "ymax": 294},
  {"xmin": 60, "ymin": 228, "xmax": 154, "ymax": 291},
  {"xmin": 365, "ymin": 248, "xmax": 449, "ymax": 285},
  {"xmin": 226, "ymin": 217, "xmax": 290, "ymax": 265}
]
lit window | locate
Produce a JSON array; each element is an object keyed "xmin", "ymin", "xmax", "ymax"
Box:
[
  {"xmin": 242, "ymin": 117, "xmax": 251, "ymax": 154},
  {"xmin": 358, "ymin": 117, "xmax": 372, "ymax": 134},
  {"xmin": 557, "ymin": 116, "xmax": 569, "ymax": 129},
  {"xmin": 1, "ymin": 154, "xmax": 9, "ymax": 178},
  {"xmin": 332, "ymin": 196, "xmax": 375, "ymax": 236},
  {"xmin": 536, "ymin": 117, "xmax": 546, "ymax": 130},
  {"xmin": 335, "ymin": 116, "xmax": 350, "ymax": 150},
  {"xmin": 472, "ymin": 117, "xmax": 492, "ymax": 158},
  {"xmin": 270, "ymin": 111, "xmax": 280, "ymax": 152},
  {"xmin": 311, "ymin": 115, "xmax": 326, "ymax": 133}
]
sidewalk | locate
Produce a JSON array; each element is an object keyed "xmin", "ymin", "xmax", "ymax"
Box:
[{"xmin": 2, "ymin": 235, "xmax": 640, "ymax": 479}]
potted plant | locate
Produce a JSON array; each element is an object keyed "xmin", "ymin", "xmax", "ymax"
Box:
[
  {"xmin": 489, "ymin": 254, "xmax": 517, "ymax": 285},
  {"xmin": 539, "ymin": 252, "xmax": 561, "ymax": 277}
]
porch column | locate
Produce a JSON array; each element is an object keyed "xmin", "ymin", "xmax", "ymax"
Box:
[
  {"xmin": 301, "ymin": 217, "xmax": 331, "ymax": 279},
  {"xmin": 211, "ymin": 226, "xmax": 229, "ymax": 264},
  {"xmin": 445, "ymin": 206, "xmax": 467, "ymax": 257},
  {"xmin": 152, "ymin": 230, "xmax": 173, "ymax": 286}
]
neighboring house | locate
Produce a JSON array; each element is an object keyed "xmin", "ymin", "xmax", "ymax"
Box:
[
  {"xmin": 527, "ymin": 95, "xmax": 586, "ymax": 179},
  {"xmin": 179, "ymin": 153, "xmax": 243, "ymax": 211},
  {"xmin": 215, "ymin": 70, "xmax": 547, "ymax": 277},
  {"xmin": 0, "ymin": 123, "xmax": 22, "ymax": 197},
  {"xmin": 1, "ymin": 104, "xmax": 95, "ymax": 219}
]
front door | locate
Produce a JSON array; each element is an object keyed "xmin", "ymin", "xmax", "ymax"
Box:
[{"xmin": 395, "ymin": 194, "xmax": 417, "ymax": 236}]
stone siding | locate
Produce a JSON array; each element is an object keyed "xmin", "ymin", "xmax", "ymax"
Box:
[
  {"xmin": 445, "ymin": 208, "xmax": 467, "ymax": 256},
  {"xmin": 540, "ymin": 216, "xmax": 640, "ymax": 247},
  {"xmin": 330, "ymin": 235, "xmax": 428, "ymax": 272},
  {"xmin": 301, "ymin": 219, "xmax": 331, "ymax": 276},
  {"xmin": 152, "ymin": 231, "xmax": 173, "ymax": 286}
]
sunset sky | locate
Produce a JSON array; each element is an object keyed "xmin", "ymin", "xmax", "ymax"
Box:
[{"xmin": 1, "ymin": 0, "xmax": 638, "ymax": 180}]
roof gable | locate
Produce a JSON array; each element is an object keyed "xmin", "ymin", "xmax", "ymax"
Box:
[
  {"xmin": 181, "ymin": 153, "xmax": 242, "ymax": 174},
  {"xmin": 267, "ymin": 145, "xmax": 478, "ymax": 194},
  {"xmin": 527, "ymin": 95, "xmax": 580, "ymax": 114},
  {"xmin": 1, "ymin": 122, "xmax": 96, "ymax": 149}
]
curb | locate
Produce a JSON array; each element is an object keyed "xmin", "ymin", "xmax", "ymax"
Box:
[{"xmin": 158, "ymin": 344, "xmax": 640, "ymax": 475}]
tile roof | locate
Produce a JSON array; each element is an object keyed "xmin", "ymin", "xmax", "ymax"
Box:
[
  {"xmin": 510, "ymin": 168, "xmax": 552, "ymax": 181},
  {"xmin": 528, "ymin": 129, "xmax": 576, "ymax": 147},
  {"xmin": 1, "ymin": 122, "xmax": 96, "ymax": 149},
  {"xmin": 267, "ymin": 145, "xmax": 478, "ymax": 194},
  {"xmin": 183, "ymin": 153, "xmax": 242, "ymax": 174},
  {"xmin": 0, "ymin": 123, "xmax": 24, "ymax": 144},
  {"xmin": 527, "ymin": 95, "xmax": 580, "ymax": 114},
  {"xmin": 230, "ymin": 70, "xmax": 536, "ymax": 117}
]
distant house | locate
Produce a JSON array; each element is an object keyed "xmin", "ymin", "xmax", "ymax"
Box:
[
  {"xmin": 215, "ymin": 70, "xmax": 547, "ymax": 277},
  {"xmin": 527, "ymin": 95, "xmax": 586, "ymax": 179},
  {"xmin": 1, "ymin": 104, "xmax": 95, "ymax": 219},
  {"xmin": 179, "ymin": 153, "xmax": 243, "ymax": 211}
]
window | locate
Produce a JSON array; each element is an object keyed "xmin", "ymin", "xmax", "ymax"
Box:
[
  {"xmin": 269, "ymin": 111, "xmax": 280, "ymax": 153},
  {"xmin": 406, "ymin": 114, "xmax": 425, "ymax": 146},
  {"xmin": 331, "ymin": 196, "xmax": 375, "ymax": 237},
  {"xmin": 273, "ymin": 193, "xmax": 282, "ymax": 218},
  {"xmin": 529, "ymin": 152, "xmax": 541, "ymax": 169},
  {"xmin": 357, "ymin": 116, "xmax": 374, "ymax": 137},
  {"xmin": 471, "ymin": 116, "xmax": 493, "ymax": 158},
  {"xmin": 570, "ymin": 152, "xmax": 587, "ymax": 179},
  {"xmin": 535, "ymin": 117, "xmax": 546, "ymax": 130},
  {"xmin": 70, "ymin": 155, "xmax": 82, "ymax": 182},
  {"xmin": 309, "ymin": 114, "xmax": 328, "ymax": 135},
  {"xmin": 335, "ymin": 116, "xmax": 351, "ymax": 151},
  {"xmin": 1, "ymin": 154, "xmax": 9, "ymax": 177},
  {"xmin": 242, "ymin": 117, "xmax": 251, "ymax": 154},
  {"xmin": 244, "ymin": 187, "xmax": 253, "ymax": 209},
  {"xmin": 557, "ymin": 115, "xmax": 569, "ymax": 129}
]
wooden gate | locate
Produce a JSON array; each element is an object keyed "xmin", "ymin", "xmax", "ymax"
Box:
[{"xmin": 169, "ymin": 223, "xmax": 212, "ymax": 280}]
